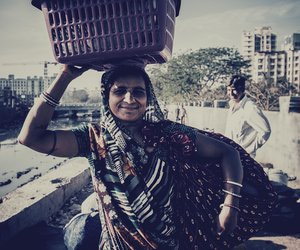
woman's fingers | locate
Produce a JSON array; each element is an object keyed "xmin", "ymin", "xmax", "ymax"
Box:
[
  {"xmin": 215, "ymin": 215, "xmax": 224, "ymax": 236},
  {"xmin": 59, "ymin": 64, "xmax": 90, "ymax": 79},
  {"xmin": 215, "ymin": 209, "xmax": 238, "ymax": 237}
]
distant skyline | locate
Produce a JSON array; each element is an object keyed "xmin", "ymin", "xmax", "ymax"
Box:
[{"xmin": 0, "ymin": 0, "xmax": 299, "ymax": 89}]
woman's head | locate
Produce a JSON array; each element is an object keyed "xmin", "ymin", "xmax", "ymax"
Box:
[{"xmin": 101, "ymin": 66, "xmax": 150, "ymax": 122}]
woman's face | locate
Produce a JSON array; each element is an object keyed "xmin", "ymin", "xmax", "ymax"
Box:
[{"xmin": 109, "ymin": 75, "xmax": 147, "ymax": 122}]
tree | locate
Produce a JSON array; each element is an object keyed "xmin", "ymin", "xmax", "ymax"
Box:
[
  {"xmin": 149, "ymin": 47, "xmax": 249, "ymax": 102},
  {"xmin": 247, "ymin": 75, "xmax": 299, "ymax": 111},
  {"xmin": 61, "ymin": 88, "xmax": 89, "ymax": 103}
]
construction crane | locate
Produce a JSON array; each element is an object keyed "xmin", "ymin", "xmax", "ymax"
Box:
[{"xmin": 2, "ymin": 61, "xmax": 59, "ymax": 79}]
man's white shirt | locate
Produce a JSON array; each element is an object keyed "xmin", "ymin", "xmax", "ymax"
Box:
[{"xmin": 225, "ymin": 96, "xmax": 271, "ymax": 157}]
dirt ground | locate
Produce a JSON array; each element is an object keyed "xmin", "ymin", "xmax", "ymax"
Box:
[{"xmin": 4, "ymin": 179, "xmax": 300, "ymax": 250}]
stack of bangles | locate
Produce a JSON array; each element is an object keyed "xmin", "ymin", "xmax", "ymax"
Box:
[
  {"xmin": 40, "ymin": 92, "xmax": 60, "ymax": 108},
  {"xmin": 220, "ymin": 180, "xmax": 243, "ymax": 213}
]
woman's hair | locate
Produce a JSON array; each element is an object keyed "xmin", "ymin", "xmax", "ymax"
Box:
[
  {"xmin": 102, "ymin": 66, "xmax": 150, "ymax": 89},
  {"xmin": 228, "ymin": 75, "xmax": 246, "ymax": 93},
  {"xmin": 101, "ymin": 65, "xmax": 151, "ymax": 100}
]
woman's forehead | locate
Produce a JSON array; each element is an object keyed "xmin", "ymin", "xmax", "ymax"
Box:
[{"xmin": 113, "ymin": 75, "xmax": 146, "ymax": 88}]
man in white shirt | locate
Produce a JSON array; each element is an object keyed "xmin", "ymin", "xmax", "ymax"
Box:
[{"xmin": 225, "ymin": 75, "xmax": 271, "ymax": 158}]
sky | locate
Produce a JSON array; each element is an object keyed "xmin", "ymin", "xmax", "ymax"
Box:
[{"xmin": 0, "ymin": 0, "xmax": 299, "ymax": 90}]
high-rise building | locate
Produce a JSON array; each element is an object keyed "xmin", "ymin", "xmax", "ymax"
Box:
[
  {"xmin": 0, "ymin": 73, "xmax": 56, "ymax": 107},
  {"xmin": 241, "ymin": 26, "xmax": 277, "ymax": 78},
  {"xmin": 282, "ymin": 33, "xmax": 300, "ymax": 91},
  {"xmin": 286, "ymin": 50, "xmax": 300, "ymax": 90},
  {"xmin": 252, "ymin": 51, "xmax": 286, "ymax": 84},
  {"xmin": 282, "ymin": 33, "xmax": 300, "ymax": 51}
]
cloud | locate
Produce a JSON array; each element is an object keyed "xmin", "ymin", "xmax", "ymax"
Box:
[{"xmin": 173, "ymin": 1, "xmax": 300, "ymax": 51}]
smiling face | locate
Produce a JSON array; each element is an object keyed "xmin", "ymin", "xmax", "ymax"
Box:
[{"xmin": 108, "ymin": 75, "xmax": 147, "ymax": 122}]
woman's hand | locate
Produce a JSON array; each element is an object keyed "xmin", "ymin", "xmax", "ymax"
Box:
[
  {"xmin": 59, "ymin": 64, "xmax": 90, "ymax": 81},
  {"xmin": 216, "ymin": 206, "xmax": 238, "ymax": 236}
]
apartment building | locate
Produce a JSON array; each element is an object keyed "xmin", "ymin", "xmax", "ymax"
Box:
[
  {"xmin": 282, "ymin": 33, "xmax": 300, "ymax": 51},
  {"xmin": 241, "ymin": 26, "xmax": 277, "ymax": 76},
  {"xmin": 252, "ymin": 51, "xmax": 286, "ymax": 84},
  {"xmin": 283, "ymin": 33, "xmax": 300, "ymax": 90},
  {"xmin": 241, "ymin": 28, "xmax": 300, "ymax": 91},
  {"xmin": 286, "ymin": 50, "xmax": 300, "ymax": 89},
  {"xmin": 0, "ymin": 74, "xmax": 54, "ymax": 107}
]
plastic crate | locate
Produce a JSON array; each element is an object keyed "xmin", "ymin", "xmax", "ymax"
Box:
[{"xmin": 32, "ymin": 0, "xmax": 181, "ymax": 69}]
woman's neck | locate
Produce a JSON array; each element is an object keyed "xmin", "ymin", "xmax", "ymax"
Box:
[{"xmin": 116, "ymin": 118, "xmax": 144, "ymax": 135}]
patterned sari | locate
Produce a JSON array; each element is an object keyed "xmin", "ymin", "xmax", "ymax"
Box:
[{"xmin": 72, "ymin": 66, "xmax": 277, "ymax": 249}]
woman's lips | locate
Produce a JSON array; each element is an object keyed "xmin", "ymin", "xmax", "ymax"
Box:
[{"xmin": 120, "ymin": 106, "xmax": 138, "ymax": 110}]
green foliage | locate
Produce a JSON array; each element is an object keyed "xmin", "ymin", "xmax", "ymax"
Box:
[{"xmin": 149, "ymin": 47, "xmax": 249, "ymax": 103}]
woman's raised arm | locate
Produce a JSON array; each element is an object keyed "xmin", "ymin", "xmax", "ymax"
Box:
[{"xmin": 18, "ymin": 65, "xmax": 89, "ymax": 157}]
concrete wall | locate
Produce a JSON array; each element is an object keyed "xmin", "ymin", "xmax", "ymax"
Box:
[
  {"xmin": 0, "ymin": 158, "xmax": 90, "ymax": 244},
  {"xmin": 168, "ymin": 105, "xmax": 300, "ymax": 179}
]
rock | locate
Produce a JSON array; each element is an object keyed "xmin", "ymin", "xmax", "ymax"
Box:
[
  {"xmin": 0, "ymin": 179, "xmax": 12, "ymax": 187},
  {"xmin": 81, "ymin": 193, "xmax": 98, "ymax": 213}
]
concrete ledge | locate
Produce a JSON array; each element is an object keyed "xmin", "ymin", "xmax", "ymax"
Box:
[{"xmin": 0, "ymin": 158, "xmax": 90, "ymax": 244}]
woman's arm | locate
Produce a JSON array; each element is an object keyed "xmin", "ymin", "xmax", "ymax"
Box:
[
  {"xmin": 194, "ymin": 132, "xmax": 243, "ymax": 235},
  {"xmin": 18, "ymin": 65, "xmax": 89, "ymax": 157}
]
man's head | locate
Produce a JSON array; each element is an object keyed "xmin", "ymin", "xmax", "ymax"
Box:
[{"xmin": 227, "ymin": 75, "xmax": 246, "ymax": 101}]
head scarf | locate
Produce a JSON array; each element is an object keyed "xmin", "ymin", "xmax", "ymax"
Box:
[{"xmin": 98, "ymin": 65, "xmax": 164, "ymax": 183}]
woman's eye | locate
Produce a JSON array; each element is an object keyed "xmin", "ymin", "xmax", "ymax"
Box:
[
  {"xmin": 132, "ymin": 89, "xmax": 146, "ymax": 98},
  {"xmin": 113, "ymin": 89, "xmax": 127, "ymax": 96}
]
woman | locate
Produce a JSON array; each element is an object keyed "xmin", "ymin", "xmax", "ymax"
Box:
[{"xmin": 18, "ymin": 64, "xmax": 277, "ymax": 249}]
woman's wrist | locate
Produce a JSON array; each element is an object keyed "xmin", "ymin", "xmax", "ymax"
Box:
[
  {"xmin": 224, "ymin": 194, "xmax": 240, "ymax": 207},
  {"xmin": 223, "ymin": 183, "xmax": 241, "ymax": 194},
  {"xmin": 220, "ymin": 203, "xmax": 240, "ymax": 213}
]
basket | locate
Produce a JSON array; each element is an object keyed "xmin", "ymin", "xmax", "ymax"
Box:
[{"xmin": 31, "ymin": 0, "xmax": 181, "ymax": 69}]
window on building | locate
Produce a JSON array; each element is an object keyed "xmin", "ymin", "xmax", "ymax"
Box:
[
  {"xmin": 295, "ymin": 77, "xmax": 298, "ymax": 81},
  {"xmin": 296, "ymin": 63, "xmax": 299, "ymax": 67},
  {"xmin": 270, "ymin": 65, "xmax": 275, "ymax": 69},
  {"xmin": 296, "ymin": 70, "xmax": 298, "ymax": 74},
  {"xmin": 277, "ymin": 71, "xmax": 281, "ymax": 75},
  {"xmin": 258, "ymin": 59, "xmax": 263, "ymax": 63},
  {"xmin": 270, "ymin": 72, "xmax": 274, "ymax": 76},
  {"xmin": 270, "ymin": 59, "xmax": 275, "ymax": 63},
  {"xmin": 295, "ymin": 56, "xmax": 299, "ymax": 61},
  {"xmin": 258, "ymin": 72, "xmax": 263, "ymax": 76}
]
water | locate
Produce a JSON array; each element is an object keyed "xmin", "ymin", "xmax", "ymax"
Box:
[{"xmin": 0, "ymin": 118, "xmax": 99, "ymax": 198}]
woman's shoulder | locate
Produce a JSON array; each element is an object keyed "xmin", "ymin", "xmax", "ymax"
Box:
[{"xmin": 158, "ymin": 120, "xmax": 197, "ymax": 139}]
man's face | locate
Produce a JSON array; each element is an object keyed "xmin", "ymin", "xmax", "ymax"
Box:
[{"xmin": 227, "ymin": 86, "xmax": 243, "ymax": 101}]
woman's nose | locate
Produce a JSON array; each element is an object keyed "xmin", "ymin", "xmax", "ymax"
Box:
[{"xmin": 123, "ymin": 91, "xmax": 135, "ymax": 103}]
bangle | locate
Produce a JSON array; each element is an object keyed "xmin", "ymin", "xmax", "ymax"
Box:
[
  {"xmin": 223, "ymin": 180, "xmax": 243, "ymax": 188},
  {"xmin": 46, "ymin": 131, "xmax": 57, "ymax": 156},
  {"xmin": 220, "ymin": 203, "xmax": 241, "ymax": 212},
  {"xmin": 40, "ymin": 92, "xmax": 60, "ymax": 107},
  {"xmin": 222, "ymin": 189, "xmax": 242, "ymax": 198}
]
